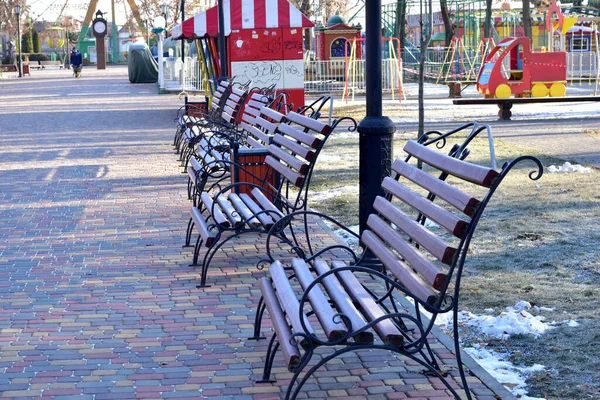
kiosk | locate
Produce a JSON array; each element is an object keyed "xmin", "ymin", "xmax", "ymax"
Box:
[{"xmin": 172, "ymin": 0, "xmax": 314, "ymax": 107}]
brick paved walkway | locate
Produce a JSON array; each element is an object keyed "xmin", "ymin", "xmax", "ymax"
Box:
[{"xmin": 0, "ymin": 67, "xmax": 514, "ymax": 399}]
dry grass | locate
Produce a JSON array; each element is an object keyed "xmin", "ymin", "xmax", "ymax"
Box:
[{"xmin": 308, "ymin": 128, "xmax": 600, "ymax": 399}]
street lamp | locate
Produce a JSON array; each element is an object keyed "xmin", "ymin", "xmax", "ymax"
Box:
[
  {"xmin": 153, "ymin": 10, "xmax": 167, "ymax": 90},
  {"xmin": 15, "ymin": 4, "xmax": 22, "ymax": 78}
]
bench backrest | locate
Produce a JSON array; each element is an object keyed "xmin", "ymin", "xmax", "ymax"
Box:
[
  {"xmin": 220, "ymin": 86, "xmax": 250, "ymax": 125},
  {"xmin": 210, "ymin": 80, "xmax": 232, "ymax": 114},
  {"xmin": 361, "ymin": 139, "xmax": 502, "ymax": 310},
  {"xmin": 263, "ymin": 112, "xmax": 355, "ymax": 209}
]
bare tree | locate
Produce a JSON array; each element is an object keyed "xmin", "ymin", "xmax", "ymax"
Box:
[
  {"xmin": 0, "ymin": 0, "xmax": 25, "ymax": 38},
  {"xmin": 522, "ymin": 0, "xmax": 532, "ymax": 39},
  {"xmin": 418, "ymin": 0, "xmax": 433, "ymax": 139},
  {"xmin": 440, "ymin": 0, "xmax": 454, "ymax": 47}
]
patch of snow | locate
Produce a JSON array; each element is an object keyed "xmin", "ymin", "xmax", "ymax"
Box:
[
  {"xmin": 566, "ymin": 320, "xmax": 580, "ymax": 327},
  {"xmin": 424, "ymin": 219, "xmax": 439, "ymax": 229},
  {"xmin": 310, "ymin": 185, "xmax": 358, "ymax": 202},
  {"xmin": 464, "ymin": 345, "xmax": 546, "ymax": 400},
  {"xmin": 333, "ymin": 225, "xmax": 360, "ymax": 249},
  {"xmin": 331, "ymin": 131, "xmax": 359, "ymax": 140},
  {"xmin": 431, "ymin": 302, "xmax": 554, "ymax": 339},
  {"xmin": 318, "ymin": 154, "xmax": 341, "ymax": 162},
  {"xmin": 547, "ymin": 162, "xmax": 593, "ymax": 174}
]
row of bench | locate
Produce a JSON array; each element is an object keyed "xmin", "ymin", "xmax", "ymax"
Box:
[{"xmin": 170, "ymin": 81, "xmax": 544, "ymax": 399}]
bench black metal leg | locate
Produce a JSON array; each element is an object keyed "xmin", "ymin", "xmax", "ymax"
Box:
[
  {"xmin": 497, "ymin": 101, "xmax": 513, "ymax": 121},
  {"xmin": 184, "ymin": 218, "xmax": 195, "ymax": 248},
  {"xmin": 190, "ymin": 235, "xmax": 204, "ymax": 266},
  {"xmin": 256, "ymin": 334, "xmax": 279, "ymax": 383},
  {"xmin": 249, "ymin": 297, "xmax": 267, "ymax": 340}
]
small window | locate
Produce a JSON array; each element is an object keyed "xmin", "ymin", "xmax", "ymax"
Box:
[
  {"xmin": 330, "ymin": 37, "xmax": 351, "ymax": 58},
  {"xmin": 570, "ymin": 37, "xmax": 589, "ymax": 52}
]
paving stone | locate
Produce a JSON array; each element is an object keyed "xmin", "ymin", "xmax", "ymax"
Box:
[{"xmin": 0, "ymin": 67, "xmax": 512, "ymax": 400}]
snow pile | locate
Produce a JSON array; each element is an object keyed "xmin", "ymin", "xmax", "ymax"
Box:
[
  {"xmin": 433, "ymin": 301, "xmax": 554, "ymax": 339},
  {"xmin": 310, "ymin": 185, "xmax": 358, "ymax": 201},
  {"xmin": 464, "ymin": 346, "xmax": 546, "ymax": 400},
  {"xmin": 547, "ymin": 162, "xmax": 593, "ymax": 174}
]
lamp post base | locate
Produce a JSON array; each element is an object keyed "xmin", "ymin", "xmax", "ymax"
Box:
[{"xmin": 357, "ymin": 115, "xmax": 395, "ymax": 234}]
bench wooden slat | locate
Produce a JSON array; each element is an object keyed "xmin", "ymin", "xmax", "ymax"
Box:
[
  {"xmin": 231, "ymin": 86, "xmax": 245, "ymax": 96},
  {"xmin": 241, "ymin": 123, "xmax": 270, "ymax": 147},
  {"xmin": 265, "ymin": 156, "xmax": 304, "ymax": 188},
  {"xmin": 270, "ymin": 261, "xmax": 315, "ymax": 349},
  {"xmin": 260, "ymin": 107, "xmax": 287, "ymax": 123},
  {"xmin": 268, "ymin": 145, "xmax": 308, "ymax": 175},
  {"xmin": 250, "ymin": 188, "xmax": 283, "ymax": 220},
  {"xmin": 215, "ymin": 195, "xmax": 242, "ymax": 227},
  {"xmin": 255, "ymin": 115, "xmax": 280, "ymax": 134},
  {"xmin": 190, "ymin": 207, "xmax": 216, "ymax": 247},
  {"xmin": 285, "ymin": 111, "xmax": 332, "ymax": 136},
  {"xmin": 367, "ymin": 214, "xmax": 448, "ymax": 291},
  {"xmin": 200, "ymin": 193, "xmax": 229, "ymax": 227},
  {"xmin": 373, "ymin": 196, "xmax": 456, "ymax": 265},
  {"xmin": 272, "ymin": 135, "xmax": 314, "ymax": 162},
  {"xmin": 245, "ymin": 137, "xmax": 267, "ymax": 150},
  {"xmin": 291, "ymin": 259, "xmax": 347, "ymax": 341},
  {"xmin": 381, "ymin": 177, "xmax": 467, "ymax": 238},
  {"xmin": 404, "ymin": 140, "xmax": 499, "ymax": 187},
  {"xmin": 361, "ymin": 230, "xmax": 438, "ymax": 305},
  {"xmin": 312, "ymin": 260, "xmax": 373, "ymax": 344},
  {"xmin": 228, "ymin": 193, "xmax": 261, "ymax": 228},
  {"xmin": 392, "ymin": 159, "xmax": 480, "ymax": 217},
  {"xmin": 276, "ymin": 123, "xmax": 323, "ymax": 149},
  {"xmin": 259, "ymin": 277, "xmax": 302, "ymax": 371},
  {"xmin": 332, "ymin": 262, "xmax": 405, "ymax": 346},
  {"xmin": 239, "ymin": 193, "xmax": 275, "ymax": 227}
]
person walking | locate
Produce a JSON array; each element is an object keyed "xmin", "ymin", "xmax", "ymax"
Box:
[{"xmin": 70, "ymin": 47, "xmax": 83, "ymax": 77}]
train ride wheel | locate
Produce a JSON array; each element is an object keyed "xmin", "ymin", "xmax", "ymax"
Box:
[
  {"xmin": 531, "ymin": 83, "xmax": 549, "ymax": 98},
  {"xmin": 495, "ymin": 84, "xmax": 512, "ymax": 99},
  {"xmin": 549, "ymin": 83, "xmax": 566, "ymax": 97}
]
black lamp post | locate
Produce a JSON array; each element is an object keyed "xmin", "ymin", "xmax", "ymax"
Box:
[
  {"xmin": 180, "ymin": 0, "xmax": 185, "ymax": 62},
  {"xmin": 217, "ymin": 0, "xmax": 227, "ymax": 78},
  {"xmin": 15, "ymin": 4, "xmax": 22, "ymax": 78},
  {"xmin": 357, "ymin": 0, "xmax": 396, "ymax": 234}
]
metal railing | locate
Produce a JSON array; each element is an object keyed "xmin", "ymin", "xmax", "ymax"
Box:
[
  {"xmin": 304, "ymin": 58, "xmax": 402, "ymax": 95},
  {"xmin": 162, "ymin": 57, "xmax": 202, "ymax": 92},
  {"xmin": 160, "ymin": 49, "xmax": 600, "ymax": 93}
]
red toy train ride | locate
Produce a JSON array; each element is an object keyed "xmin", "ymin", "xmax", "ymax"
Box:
[{"xmin": 476, "ymin": 37, "xmax": 567, "ymax": 98}]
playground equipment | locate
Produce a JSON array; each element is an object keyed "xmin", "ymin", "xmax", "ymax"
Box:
[
  {"xmin": 343, "ymin": 37, "xmax": 404, "ymax": 102},
  {"xmin": 194, "ymin": 37, "xmax": 220, "ymax": 106},
  {"xmin": 477, "ymin": 36, "xmax": 567, "ymax": 98}
]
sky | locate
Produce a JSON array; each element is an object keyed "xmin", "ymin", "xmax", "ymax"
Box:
[{"xmin": 28, "ymin": 0, "xmax": 130, "ymax": 24}]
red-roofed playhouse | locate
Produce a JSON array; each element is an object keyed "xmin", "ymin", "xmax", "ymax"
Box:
[{"xmin": 173, "ymin": 0, "xmax": 314, "ymax": 108}]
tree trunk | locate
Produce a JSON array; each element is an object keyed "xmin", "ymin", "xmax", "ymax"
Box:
[
  {"xmin": 440, "ymin": 0, "xmax": 454, "ymax": 47},
  {"xmin": 418, "ymin": 0, "xmax": 433, "ymax": 139},
  {"xmin": 523, "ymin": 0, "xmax": 532, "ymax": 39},
  {"xmin": 484, "ymin": 0, "xmax": 493, "ymax": 38}
]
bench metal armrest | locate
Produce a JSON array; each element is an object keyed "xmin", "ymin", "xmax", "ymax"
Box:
[{"xmin": 261, "ymin": 210, "xmax": 361, "ymax": 267}]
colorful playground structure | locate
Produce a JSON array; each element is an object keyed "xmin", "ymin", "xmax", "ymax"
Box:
[
  {"xmin": 159, "ymin": 0, "xmax": 600, "ymax": 97},
  {"xmin": 476, "ymin": 36, "xmax": 567, "ymax": 98}
]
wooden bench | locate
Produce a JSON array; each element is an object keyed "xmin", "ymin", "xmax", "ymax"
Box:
[
  {"xmin": 40, "ymin": 60, "xmax": 64, "ymax": 70},
  {"xmin": 29, "ymin": 61, "xmax": 42, "ymax": 70},
  {"xmin": 0, "ymin": 65, "xmax": 18, "ymax": 74},
  {"xmin": 251, "ymin": 137, "xmax": 543, "ymax": 400},
  {"xmin": 185, "ymin": 93, "xmax": 286, "ymax": 206},
  {"xmin": 174, "ymin": 79, "xmax": 235, "ymax": 154},
  {"xmin": 184, "ymin": 111, "xmax": 357, "ymax": 288},
  {"xmin": 454, "ymin": 95, "xmax": 600, "ymax": 120}
]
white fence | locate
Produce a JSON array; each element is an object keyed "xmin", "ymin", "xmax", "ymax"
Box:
[
  {"xmin": 160, "ymin": 50, "xmax": 599, "ymax": 93},
  {"xmin": 162, "ymin": 57, "xmax": 202, "ymax": 92},
  {"xmin": 304, "ymin": 58, "xmax": 403, "ymax": 95}
]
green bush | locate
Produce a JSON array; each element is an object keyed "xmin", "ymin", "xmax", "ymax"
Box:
[{"xmin": 26, "ymin": 53, "xmax": 50, "ymax": 62}]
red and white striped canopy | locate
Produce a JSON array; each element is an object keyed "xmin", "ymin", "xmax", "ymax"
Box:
[{"xmin": 172, "ymin": 0, "xmax": 314, "ymax": 39}]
